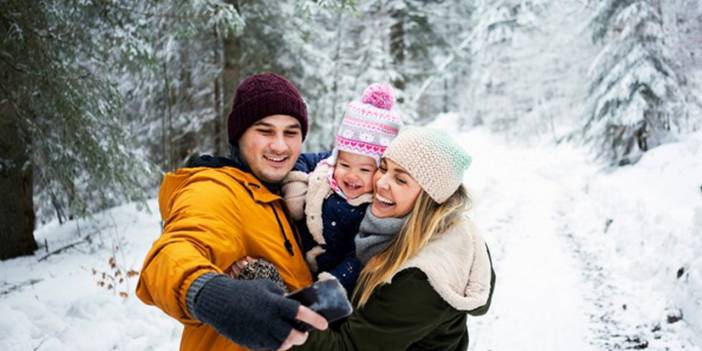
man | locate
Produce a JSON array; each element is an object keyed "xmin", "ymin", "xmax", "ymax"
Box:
[{"xmin": 136, "ymin": 73, "xmax": 328, "ymax": 351}]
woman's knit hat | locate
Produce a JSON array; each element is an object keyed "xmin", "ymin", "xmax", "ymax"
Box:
[
  {"xmin": 383, "ymin": 126, "xmax": 472, "ymax": 204},
  {"xmin": 228, "ymin": 72, "xmax": 308, "ymax": 143},
  {"xmin": 333, "ymin": 83, "xmax": 402, "ymax": 165}
]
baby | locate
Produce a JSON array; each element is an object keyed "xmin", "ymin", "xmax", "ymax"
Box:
[{"xmin": 282, "ymin": 83, "xmax": 402, "ymax": 293}]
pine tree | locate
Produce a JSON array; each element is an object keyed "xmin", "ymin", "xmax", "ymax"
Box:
[
  {"xmin": 0, "ymin": 0, "xmax": 158, "ymax": 258},
  {"xmin": 390, "ymin": 0, "xmax": 458, "ymax": 124},
  {"xmin": 464, "ymin": 0, "xmax": 549, "ymax": 133},
  {"xmin": 293, "ymin": 0, "xmax": 395, "ymax": 151},
  {"xmin": 117, "ymin": 1, "xmax": 243, "ymax": 170},
  {"xmin": 299, "ymin": 0, "xmax": 472, "ymax": 148},
  {"xmin": 201, "ymin": 0, "xmax": 353, "ymax": 153},
  {"xmin": 664, "ymin": 0, "xmax": 702, "ymax": 130},
  {"xmin": 408, "ymin": 0, "xmax": 476, "ymax": 123},
  {"xmin": 584, "ymin": 0, "xmax": 689, "ymax": 166}
]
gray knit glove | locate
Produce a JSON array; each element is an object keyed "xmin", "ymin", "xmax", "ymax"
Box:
[{"xmin": 188, "ymin": 273, "xmax": 300, "ymax": 350}]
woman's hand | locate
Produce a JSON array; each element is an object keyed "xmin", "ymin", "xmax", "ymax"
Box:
[{"xmin": 277, "ymin": 306, "xmax": 329, "ymax": 350}]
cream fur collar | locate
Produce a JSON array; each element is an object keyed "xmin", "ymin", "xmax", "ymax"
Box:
[{"xmin": 389, "ymin": 219, "xmax": 492, "ymax": 311}]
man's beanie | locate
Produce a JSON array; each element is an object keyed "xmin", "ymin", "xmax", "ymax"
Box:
[
  {"xmin": 383, "ymin": 126, "xmax": 472, "ymax": 204},
  {"xmin": 228, "ymin": 72, "xmax": 308, "ymax": 143},
  {"xmin": 334, "ymin": 83, "xmax": 402, "ymax": 165}
]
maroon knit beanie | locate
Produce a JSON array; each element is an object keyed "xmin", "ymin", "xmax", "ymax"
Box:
[{"xmin": 228, "ymin": 72, "xmax": 308, "ymax": 143}]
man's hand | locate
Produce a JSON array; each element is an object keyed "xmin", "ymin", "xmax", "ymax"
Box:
[
  {"xmin": 277, "ymin": 306, "xmax": 329, "ymax": 350},
  {"xmin": 189, "ymin": 274, "xmax": 328, "ymax": 350}
]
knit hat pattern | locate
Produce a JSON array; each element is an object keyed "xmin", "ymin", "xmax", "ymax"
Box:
[
  {"xmin": 228, "ymin": 72, "xmax": 308, "ymax": 143},
  {"xmin": 335, "ymin": 83, "xmax": 402, "ymax": 164},
  {"xmin": 383, "ymin": 127, "xmax": 472, "ymax": 204}
]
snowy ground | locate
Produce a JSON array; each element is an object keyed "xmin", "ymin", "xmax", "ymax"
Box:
[
  {"xmin": 0, "ymin": 201, "xmax": 182, "ymax": 350},
  {"xmin": 444, "ymin": 115, "xmax": 702, "ymax": 351},
  {"xmin": 2, "ymin": 122, "xmax": 701, "ymax": 350}
]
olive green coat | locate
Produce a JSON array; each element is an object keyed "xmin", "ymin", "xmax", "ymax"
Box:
[{"xmin": 294, "ymin": 219, "xmax": 496, "ymax": 351}]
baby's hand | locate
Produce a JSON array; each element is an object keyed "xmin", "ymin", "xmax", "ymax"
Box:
[{"xmin": 281, "ymin": 171, "xmax": 309, "ymax": 221}]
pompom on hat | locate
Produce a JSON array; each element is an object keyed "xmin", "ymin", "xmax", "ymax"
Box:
[
  {"xmin": 383, "ymin": 126, "xmax": 472, "ymax": 204},
  {"xmin": 360, "ymin": 83, "xmax": 395, "ymax": 110},
  {"xmin": 332, "ymin": 83, "xmax": 403, "ymax": 165}
]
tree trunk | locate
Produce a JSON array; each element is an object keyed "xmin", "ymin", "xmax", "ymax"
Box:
[
  {"xmin": 213, "ymin": 26, "xmax": 229, "ymax": 156},
  {"xmin": 390, "ymin": 5, "xmax": 406, "ymax": 97},
  {"xmin": 0, "ymin": 99, "xmax": 37, "ymax": 260},
  {"xmin": 221, "ymin": 26, "xmax": 241, "ymax": 152},
  {"xmin": 162, "ymin": 61, "xmax": 175, "ymax": 171}
]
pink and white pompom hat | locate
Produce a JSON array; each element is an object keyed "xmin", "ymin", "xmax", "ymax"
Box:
[{"xmin": 332, "ymin": 83, "xmax": 403, "ymax": 165}]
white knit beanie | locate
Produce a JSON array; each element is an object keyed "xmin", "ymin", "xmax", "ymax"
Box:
[{"xmin": 383, "ymin": 127, "xmax": 472, "ymax": 204}]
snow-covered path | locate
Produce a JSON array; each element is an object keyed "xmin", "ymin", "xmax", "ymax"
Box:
[
  {"xmin": 460, "ymin": 130, "xmax": 599, "ymax": 351},
  {"xmin": 452, "ymin": 124, "xmax": 702, "ymax": 351}
]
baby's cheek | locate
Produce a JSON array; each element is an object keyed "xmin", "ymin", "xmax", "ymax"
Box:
[{"xmin": 332, "ymin": 168, "xmax": 343, "ymax": 183}]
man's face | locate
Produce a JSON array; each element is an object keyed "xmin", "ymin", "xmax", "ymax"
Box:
[{"xmin": 238, "ymin": 114, "xmax": 303, "ymax": 184}]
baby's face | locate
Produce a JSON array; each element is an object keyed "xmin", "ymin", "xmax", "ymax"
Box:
[{"xmin": 333, "ymin": 151, "xmax": 378, "ymax": 199}]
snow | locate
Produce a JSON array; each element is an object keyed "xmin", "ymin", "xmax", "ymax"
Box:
[
  {"xmin": 0, "ymin": 202, "xmax": 181, "ymax": 351},
  {"xmin": 2, "ymin": 116, "xmax": 701, "ymax": 350},
  {"xmin": 456, "ymin": 131, "xmax": 598, "ymax": 351},
  {"xmin": 431, "ymin": 113, "xmax": 701, "ymax": 350}
]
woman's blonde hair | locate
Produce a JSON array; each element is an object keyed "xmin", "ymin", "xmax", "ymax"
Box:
[{"xmin": 353, "ymin": 185, "xmax": 471, "ymax": 307}]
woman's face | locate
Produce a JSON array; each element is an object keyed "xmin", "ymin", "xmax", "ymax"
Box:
[{"xmin": 371, "ymin": 158, "xmax": 422, "ymax": 218}]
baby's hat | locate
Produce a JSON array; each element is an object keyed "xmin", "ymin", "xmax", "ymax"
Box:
[{"xmin": 334, "ymin": 83, "xmax": 402, "ymax": 165}]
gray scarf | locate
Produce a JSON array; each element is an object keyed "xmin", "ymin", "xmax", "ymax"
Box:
[{"xmin": 355, "ymin": 208, "xmax": 408, "ymax": 264}]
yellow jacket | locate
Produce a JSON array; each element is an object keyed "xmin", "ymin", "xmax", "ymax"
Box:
[{"xmin": 136, "ymin": 166, "xmax": 313, "ymax": 350}]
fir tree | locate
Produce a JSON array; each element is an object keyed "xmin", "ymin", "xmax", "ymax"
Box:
[
  {"xmin": 584, "ymin": 0, "xmax": 689, "ymax": 166},
  {"xmin": 0, "ymin": 0, "xmax": 153, "ymax": 258},
  {"xmin": 464, "ymin": 0, "xmax": 549, "ymax": 133}
]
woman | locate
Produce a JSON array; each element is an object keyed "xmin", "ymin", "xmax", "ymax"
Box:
[{"xmin": 292, "ymin": 126, "xmax": 496, "ymax": 350}]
